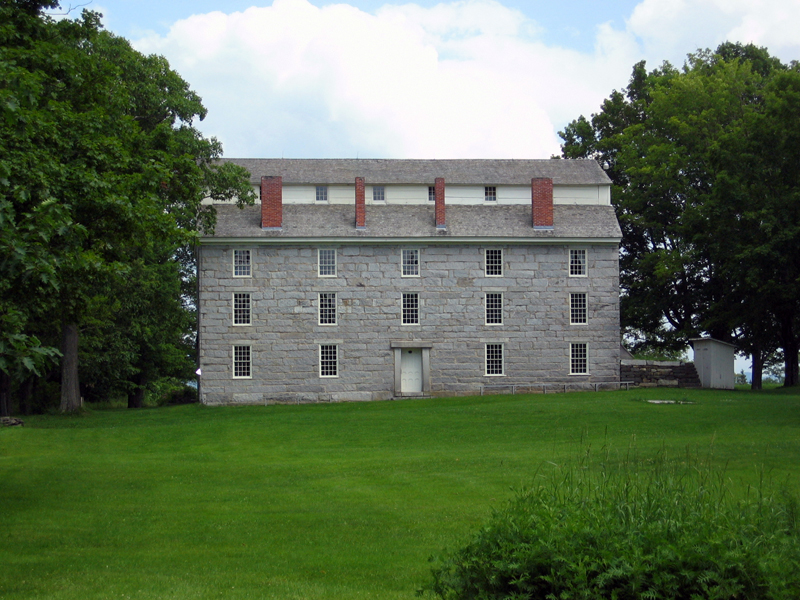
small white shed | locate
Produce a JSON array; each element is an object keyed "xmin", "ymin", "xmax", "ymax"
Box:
[{"xmin": 690, "ymin": 338, "xmax": 736, "ymax": 390}]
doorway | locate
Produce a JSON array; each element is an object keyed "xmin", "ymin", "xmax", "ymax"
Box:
[
  {"xmin": 400, "ymin": 349, "xmax": 423, "ymax": 394},
  {"xmin": 391, "ymin": 341, "xmax": 432, "ymax": 396}
]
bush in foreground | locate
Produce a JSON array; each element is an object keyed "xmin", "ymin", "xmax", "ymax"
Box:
[{"xmin": 429, "ymin": 449, "xmax": 800, "ymax": 599}]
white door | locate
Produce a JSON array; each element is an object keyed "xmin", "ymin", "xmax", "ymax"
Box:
[{"xmin": 400, "ymin": 349, "xmax": 423, "ymax": 393}]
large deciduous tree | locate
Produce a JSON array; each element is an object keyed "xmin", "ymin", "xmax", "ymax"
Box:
[
  {"xmin": 560, "ymin": 43, "xmax": 800, "ymax": 387},
  {"xmin": 0, "ymin": 0, "xmax": 255, "ymax": 414}
]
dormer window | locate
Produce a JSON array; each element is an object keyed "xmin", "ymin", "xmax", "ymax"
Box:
[
  {"xmin": 373, "ymin": 186, "xmax": 385, "ymax": 202},
  {"xmin": 316, "ymin": 186, "xmax": 328, "ymax": 202},
  {"xmin": 485, "ymin": 186, "xmax": 497, "ymax": 202},
  {"xmin": 428, "ymin": 186, "xmax": 436, "ymax": 202}
]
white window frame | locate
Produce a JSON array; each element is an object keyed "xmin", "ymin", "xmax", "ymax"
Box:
[
  {"xmin": 232, "ymin": 293, "xmax": 251, "ymax": 326},
  {"xmin": 319, "ymin": 344, "xmax": 339, "ymax": 378},
  {"xmin": 318, "ymin": 292, "xmax": 337, "ymax": 326},
  {"xmin": 569, "ymin": 248, "xmax": 587, "ymax": 277},
  {"xmin": 401, "ymin": 249, "xmax": 420, "ymax": 277},
  {"xmin": 570, "ymin": 343, "xmax": 588, "ymax": 375},
  {"xmin": 233, "ymin": 249, "xmax": 251, "ymax": 278},
  {"xmin": 318, "ymin": 249, "xmax": 337, "ymax": 277},
  {"xmin": 485, "ymin": 249, "xmax": 503, "ymax": 277},
  {"xmin": 373, "ymin": 186, "xmax": 385, "ymax": 202},
  {"xmin": 570, "ymin": 292, "xmax": 587, "ymax": 325},
  {"xmin": 485, "ymin": 293, "xmax": 503, "ymax": 325},
  {"xmin": 402, "ymin": 293, "xmax": 419, "ymax": 325},
  {"xmin": 316, "ymin": 186, "xmax": 328, "ymax": 202},
  {"xmin": 232, "ymin": 345, "xmax": 252, "ymax": 379},
  {"xmin": 484, "ymin": 186, "xmax": 497, "ymax": 202},
  {"xmin": 428, "ymin": 186, "xmax": 436, "ymax": 202},
  {"xmin": 485, "ymin": 343, "xmax": 504, "ymax": 376}
]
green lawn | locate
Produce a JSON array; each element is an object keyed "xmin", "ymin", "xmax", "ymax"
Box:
[{"xmin": 2, "ymin": 386, "xmax": 799, "ymax": 599}]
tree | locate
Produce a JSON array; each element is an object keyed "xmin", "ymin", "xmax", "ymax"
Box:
[
  {"xmin": 0, "ymin": 1, "xmax": 255, "ymax": 413},
  {"xmin": 560, "ymin": 43, "xmax": 800, "ymax": 387}
]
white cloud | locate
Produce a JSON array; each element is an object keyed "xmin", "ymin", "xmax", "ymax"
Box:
[
  {"xmin": 610, "ymin": 0, "xmax": 800, "ymax": 68},
  {"xmin": 130, "ymin": 0, "xmax": 800, "ymax": 160},
  {"xmin": 131, "ymin": 0, "xmax": 635, "ymax": 159}
]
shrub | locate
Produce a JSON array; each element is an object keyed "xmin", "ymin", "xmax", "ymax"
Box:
[
  {"xmin": 158, "ymin": 384, "xmax": 198, "ymax": 406},
  {"xmin": 429, "ymin": 449, "xmax": 800, "ymax": 599},
  {"xmin": 140, "ymin": 377, "xmax": 198, "ymax": 406}
]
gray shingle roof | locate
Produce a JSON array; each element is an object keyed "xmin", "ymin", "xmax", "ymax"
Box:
[
  {"xmin": 218, "ymin": 158, "xmax": 611, "ymax": 186},
  {"xmin": 205, "ymin": 204, "xmax": 621, "ymax": 241}
]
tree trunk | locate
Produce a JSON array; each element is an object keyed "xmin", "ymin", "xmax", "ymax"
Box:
[
  {"xmin": 19, "ymin": 376, "xmax": 35, "ymax": 416},
  {"xmin": 751, "ymin": 349, "xmax": 763, "ymax": 391},
  {"xmin": 0, "ymin": 371, "xmax": 11, "ymax": 417},
  {"xmin": 60, "ymin": 322, "xmax": 81, "ymax": 412},
  {"xmin": 784, "ymin": 336, "xmax": 799, "ymax": 387},
  {"xmin": 127, "ymin": 373, "xmax": 146, "ymax": 409}
]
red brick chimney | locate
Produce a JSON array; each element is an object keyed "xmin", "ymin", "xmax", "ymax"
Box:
[
  {"xmin": 531, "ymin": 177, "xmax": 553, "ymax": 229},
  {"xmin": 355, "ymin": 177, "xmax": 365, "ymax": 229},
  {"xmin": 435, "ymin": 177, "xmax": 446, "ymax": 229},
  {"xmin": 261, "ymin": 176, "xmax": 282, "ymax": 229}
]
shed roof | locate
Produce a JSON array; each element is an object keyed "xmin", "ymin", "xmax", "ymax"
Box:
[{"xmin": 218, "ymin": 158, "xmax": 611, "ymax": 186}]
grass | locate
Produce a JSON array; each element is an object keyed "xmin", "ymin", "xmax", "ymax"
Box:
[{"xmin": 1, "ymin": 386, "xmax": 800, "ymax": 599}]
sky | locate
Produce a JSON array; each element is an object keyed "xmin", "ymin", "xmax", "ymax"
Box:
[{"xmin": 58, "ymin": 0, "xmax": 800, "ymax": 161}]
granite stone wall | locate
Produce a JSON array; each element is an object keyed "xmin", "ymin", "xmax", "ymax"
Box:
[
  {"xmin": 198, "ymin": 243, "xmax": 620, "ymax": 405},
  {"xmin": 620, "ymin": 360, "xmax": 702, "ymax": 388}
]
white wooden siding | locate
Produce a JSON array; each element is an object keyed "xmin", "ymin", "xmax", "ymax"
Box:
[
  {"xmin": 205, "ymin": 183, "xmax": 611, "ymax": 206},
  {"xmin": 370, "ymin": 185, "xmax": 429, "ymax": 204},
  {"xmin": 281, "ymin": 185, "xmax": 353, "ymax": 204},
  {"xmin": 441, "ymin": 185, "xmax": 610, "ymax": 206},
  {"xmin": 554, "ymin": 185, "xmax": 611, "ymax": 205}
]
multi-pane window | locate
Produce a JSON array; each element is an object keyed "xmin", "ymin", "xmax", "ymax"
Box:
[
  {"xmin": 233, "ymin": 345, "xmax": 251, "ymax": 378},
  {"xmin": 402, "ymin": 249, "xmax": 419, "ymax": 277},
  {"xmin": 570, "ymin": 293, "xmax": 587, "ymax": 324},
  {"xmin": 486, "ymin": 343, "xmax": 504, "ymax": 375},
  {"xmin": 233, "ymin": 293, "xmax": 251, "ymax": 325},
  {"xmin": 485, "ymin": 293, "xmax": 503, "ymax": 325},
  {"xmin": 316, "ymin": 185, "xmax": 328, "ymax": 202},
  {"xmin": 373, "ymin": 186, "xmax": 385, "ymax": 202},
  {"xmin": 571, "ymin": 343, "xmax": 588, "ymax": 374},
  {"xmin": 402, "ymin": 293, "xmax": 419, "ymax": 324},
  {"xmin": 485, "ymin": 186, "xmax": 497, "ymax": 202},
  {"xmin": 570, "ymin": 248, "xmax": 587, "ymax": 276},
  {"xmin": 319, "ymin": 344, "xmax": 338, "ymax": 377},
  {"xmin": 319, "ymin": 292, "xmax": 337, "ymax": 325},
  {"xmin": 428, "ymin": 186, "xmax": 436, "ymax": 202},
  {"xmin": 485, "ymin": 249, "xmax": 503, "ymax": 276},
  {"xmin": 318, "ymin": 249, "xmax": 336, "ymax": 277},
  {"xmin": 233, "ymin": 249, "xmax": 251, "ymax": 277}
]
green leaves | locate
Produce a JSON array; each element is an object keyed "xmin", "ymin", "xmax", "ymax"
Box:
[
  {"xmin": 0, "ymin": 1, "xmax": 254, "ymax": 408},
  {"xmin": 0, "ymin": 308, "xmax": 61, "ymax": 378}
]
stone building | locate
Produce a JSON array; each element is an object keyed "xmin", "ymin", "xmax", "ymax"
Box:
[{"xmin": 198, "ymin": 159, "xmax": 621, "ymax": 405}]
